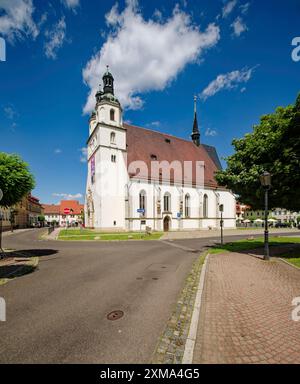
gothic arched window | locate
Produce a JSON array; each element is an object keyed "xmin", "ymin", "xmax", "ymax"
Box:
[
  {"xmin": 203, "ymin": 194, "xmax": 208, "ymax": 218},
  {"xmin": 164, "ymin": 193, "xmax": 171, "ymax": 212},
  {"xmin": 139, "ymin": 190, "xmax": 146, "ymax": 215},
  {"xmin": 110, "ymin": 109, "xmax": 115, "ymax": 121},
  {"xmin": 185, "ymin": 194, "xmax": 190, "ymax": 217}
]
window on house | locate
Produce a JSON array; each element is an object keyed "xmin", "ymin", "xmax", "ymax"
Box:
[
  {"xmin": 110, "ymin": 109, "xmax": 115, "ymax": 121},
  {"xmin": 203, "ymin": 194, "xmax": 208, "ymax": 218},
  {"xmin": 139, "ymin": 190, "xmax": 146, "ymax": 214},
  {"xmin": 185, "ymin": 194, "xmax": 190, "ymax": 217},
  {"xmin": 164, "ymin": 193, "xmax": 171, "ymax": 212},
  {"xmin": 110, "ymin": 132, "xmax": 116, "ymax": 144},
  {"xmin": 111, "ymin": 155, "xmax": 116, "ymax": 163}
]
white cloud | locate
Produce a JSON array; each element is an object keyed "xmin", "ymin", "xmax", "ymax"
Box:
[
  {"xmin": 205, "ymin": 128, "xmax": 217, "ymax": 137},
  {"xmin": 240, "ymin": 2, "xmax": 250, "ymax": 15},
  {"xmin": 79, "ymin": 147, "xmax": 88, "ymax": 163},
  {"xmin": 240, "ymin": 87, "xmax": 246, "ymax": 93},
  {"xmin": 3, "ymin": 105, "xmax": 18, "ymax": 119},
  {"xmin": 62, "ymin": 0, "xmax": 80, "ymax": 11},
  {"xmin": 201, "ymin": 66, "xmax": 256, "ymax": 100},
  {"xmin": 0, "ymin": 0, "xmax": 39, "ymax": 42},
  {"xmin": 231, "ymin": 16, "xmax": 247, "ymax": 37},
  {"xmin": 54, "ymin": 148, "xmax": 62, "ymax": 154},
  {"xmin": 53, "ymin": 193, "xmax": 83, "ymax": 200},
  {"xmin": 44, "ymin": 17, "xmax": 67, "ymax": 59},
  {"xmin": 222, "ymin": 0, "xmax": 237, "ymax": 18},
  {"xmin": 82, "ymin": 0, "xmax": 220, "ymax": 114},
  {"xmin": 146, "ymin": 121, "xmax": 161, "ymax": 128}
]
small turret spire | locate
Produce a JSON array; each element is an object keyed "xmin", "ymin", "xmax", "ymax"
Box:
[
  {"xmin": 191, "ymin": 95, "xmax": 200, "ymax": 146},
  {"xmin": 102, "ymin": 65, "xmax": 114, "ymax": 95}
]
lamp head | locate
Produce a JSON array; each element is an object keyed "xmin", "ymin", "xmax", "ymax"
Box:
[{"xmin": 260, "ymin": 171, "xmax": 271, "ymax": 188}]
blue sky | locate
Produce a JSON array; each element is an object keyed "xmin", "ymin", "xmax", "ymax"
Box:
[{"xmin": 0, "ymin": 0, "xmax": 299, "ymax": 204}]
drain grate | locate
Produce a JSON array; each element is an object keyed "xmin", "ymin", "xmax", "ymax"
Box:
[{"xmin": 107, "ymin": 310, "xmax": 124, "ymax": 321}]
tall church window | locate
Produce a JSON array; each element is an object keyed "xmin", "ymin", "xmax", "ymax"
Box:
[
  {"xmin": 110, "ymin": 109, "xmax": 115, "ymax": 121},
  {"xmin": 185, "ymin": 194, "xmax": 190, "ymax": 217},
  {"xmin": 110, "ymin": 132, "xmax": 116, "ymax": 144},
  {"xmin": 139, "ymin": 190, "xmax": 146, "ymax": 215},
  {"xmin": 164, "ymin": 193, "xmax": 171, "ymax": 212},
  {"xmin": 203, "ymin": 194, "xmax": 208, "ymax": 218}
]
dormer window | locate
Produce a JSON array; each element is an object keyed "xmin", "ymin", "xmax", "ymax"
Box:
[
  {"xmin": 165, "ymin": 138, "xmax": 171, "ymax": 144},
  {"xmin": 110, "ymin": 109, "xmax": 115, "ymax": 121},
  {"xmin": 150, "ymin": 154, "xmax": 157, "ymax": 160}
]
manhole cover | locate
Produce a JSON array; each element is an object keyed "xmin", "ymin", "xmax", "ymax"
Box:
[{"xmin": 107, "ymin": 310, "xmax": 124, "ymax": 321}]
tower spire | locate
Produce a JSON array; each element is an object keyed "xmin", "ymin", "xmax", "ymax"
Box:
[{"xmin": 191, "ymin": 95, "xmax": 200, "ymax": 146}]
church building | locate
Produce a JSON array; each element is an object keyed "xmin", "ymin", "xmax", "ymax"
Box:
[{"xmin": 85, "ymin": 68, "xmax": 236, "ymax": 232}]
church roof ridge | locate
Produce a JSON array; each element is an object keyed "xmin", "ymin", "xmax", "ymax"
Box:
[{"xmin": 123, "ymin": 122, "xmax": 212, "ymax": 149}]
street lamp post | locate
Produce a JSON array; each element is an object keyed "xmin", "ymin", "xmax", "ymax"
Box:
[
  {"xmin": 219, "ymin": 204, "xmax": 224, "ymax": 245},
  {"xmin": 260, "ymin": 171, "xmax": 272, "ymax": 261}
]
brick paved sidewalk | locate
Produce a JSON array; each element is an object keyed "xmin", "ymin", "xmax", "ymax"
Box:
[{"xmin": 193, "ymin": 252, "xmax": 300, "ymax": 364}]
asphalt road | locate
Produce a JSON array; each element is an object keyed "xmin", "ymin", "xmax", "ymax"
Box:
[{"xmin": 0, "ymin": 229, "xmax": 299, "ymax": 364}]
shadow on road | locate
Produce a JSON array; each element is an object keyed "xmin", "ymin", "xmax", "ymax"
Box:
[
  {"xmin": 10, "ymin": 249, "xmax": 59, "ymax": 258},
  {"xmin": 0, "ymin": 263, "xmax": 37, "ymax": 279}
]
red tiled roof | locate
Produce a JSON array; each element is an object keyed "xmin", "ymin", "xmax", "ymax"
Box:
[
  {"xmin": 42, "ymin": 201, "xmax": 84, "ymax": 215},
  {"xmin": 59, "ymin": 200, "xmax": 84, "ymax": 215},
  {"xmin": 125, "ymin": 123, "xmax": 220, "ymax": 188},
  {"xmin": 42, "ymin": 204, "xmax": 60, "ymax": 214}
]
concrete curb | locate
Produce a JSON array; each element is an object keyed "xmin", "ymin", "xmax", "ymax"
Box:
[
  {"xmin": 278, "ymin": 257, "xmax": 300, "ymax": 271},
  {"xmin": 182, "ymin": 253, "xmax": 209, "ymax": 364}
]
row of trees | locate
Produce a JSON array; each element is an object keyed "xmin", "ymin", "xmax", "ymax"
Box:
[{"xmin": 216, "ymin": 94, "xmax": 300, "ymax": 210}]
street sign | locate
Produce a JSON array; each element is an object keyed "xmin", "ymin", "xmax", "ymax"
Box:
[
  {"xmin": 137, "ymin": 209, "xmax": 145, "ymax": 214},
  {"xmin": 64, "ymin": 208, "xmax": 71, "ymax": 215},
  {"xmin": 177, "ymin": 212, "xmax": 181, "ymax": 219}
]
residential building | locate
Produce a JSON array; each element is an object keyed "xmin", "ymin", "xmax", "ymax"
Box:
[
  {"xmin": 0, "ymin": 194, "xmax": 43, "ymax": 231},
  {"xmin": 236, "ymin": 202, "xmax": 250, "ymax": 222},
  {"xmin": 43, "ymin": 200, "xmax": 84, "ymax": 227}
]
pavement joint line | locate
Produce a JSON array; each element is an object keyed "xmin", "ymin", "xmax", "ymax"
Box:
[
  {"xmin": 182, "ymin": 253, "xmax": 209, "ymax": 364},
  {"xmin": 160, "ymin": 240, "xmax": 198, "ymax": 253}
]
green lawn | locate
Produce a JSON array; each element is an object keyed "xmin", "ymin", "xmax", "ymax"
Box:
[
  {"xmin": 58, "ymin": 229, "xmax": 163, "ymax": 241},
  {"xmin": 210, "ymin": 236, "xmax": 300, "ymax": 254}
]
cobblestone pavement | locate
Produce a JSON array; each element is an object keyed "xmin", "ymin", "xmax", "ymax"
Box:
[
  {"xmin": 193, "ymin": 252, "xmax": 300, "ymax": 364},
  {"xmin": 151, "ymin": 253, "xmax": 206, "ymax": 364}
]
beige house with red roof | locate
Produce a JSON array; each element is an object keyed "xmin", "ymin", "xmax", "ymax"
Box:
[
  {"xmin": 43, "ymin": 200, "xmax": 84, "ymax": 227},
  {"xmin": 85, "ymin": 69, "xmax": 236, "ymax": 232}
]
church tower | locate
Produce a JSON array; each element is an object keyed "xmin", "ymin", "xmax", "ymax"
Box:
[
  {"xmin": 85, "ymin": 67, "xmax": 128, "ymax": 230},
  {"xmin": 191, "ymin": 95, "xmax": 200, "ymax": 146}
]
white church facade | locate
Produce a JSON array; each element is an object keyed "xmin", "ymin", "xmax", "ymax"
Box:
[{"xmin": 85, "ymin": 68, "xmax": 236, "ymax": 232}]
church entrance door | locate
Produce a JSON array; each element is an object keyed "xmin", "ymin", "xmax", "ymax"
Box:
[{"xmin": 163, "ymin": 216, "xmax": 171, "ymax": 232}]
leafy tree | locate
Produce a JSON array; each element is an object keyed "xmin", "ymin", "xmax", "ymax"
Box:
[
  {"xmin": 38, "ymin": 215, "xmax": 45, "ymax": 222},
  {"xmin": 216, "ymin": 94, "xmax": 300, "ymax": 210},
  {"xmin": 0, "ymin": 153, "xmax": 35, "ymax": 207}
]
